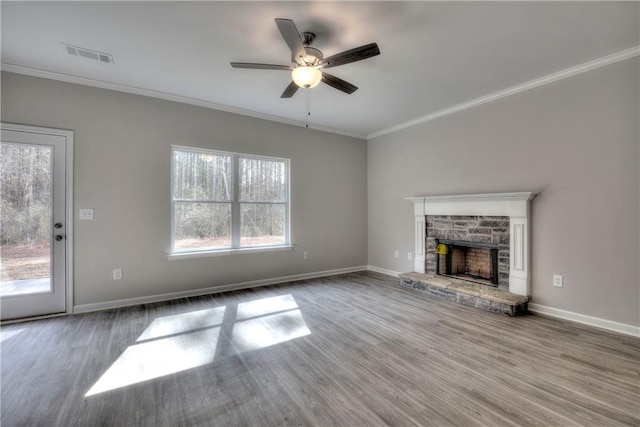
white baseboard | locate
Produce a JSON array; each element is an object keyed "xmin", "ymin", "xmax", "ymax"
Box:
[
  {"xmin": 366, "ymin": 265, "xmax": 402, "ymax": 277},
  {"xmin": 73, "ymin": 266, "xmax": 367, "ymax": 314},
  {"xmin": 364, "ymin": 268, "xmax": 640, "ymax": 338},
  {"xmin": 73, "ymin": 267, "xmax": 639, "ymax": 339},
  {"xmin": 528, "ymin": 303, "xmax": 640, "ymax": 338}
]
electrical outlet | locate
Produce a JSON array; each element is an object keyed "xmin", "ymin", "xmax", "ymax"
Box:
[
  {"xmin": 408, "ymin": 252, "xmax": 412, "ymax": 261},
  {"xmin": 394, "ymin": 250, "xmax": 399, "ymax": 258},
  {"xmin": 79, "ymin": 208, "xmax": 94, "ymax": 220},
  {"xmin": 303, "ymin": 251, "xmax": 309, "ymax": 260},
  {"xmin": 113, "ymin": 269, "xmax": 123, "ymax": 280},
  {"xmin": 553, "ymin": 274, "xmax": 563, "ymax": 288}
]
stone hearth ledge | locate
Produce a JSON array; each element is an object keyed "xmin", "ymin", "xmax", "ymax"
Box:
[{"xmin": 399, "ymin": 272, "xmax": 531, "ymax": 316}]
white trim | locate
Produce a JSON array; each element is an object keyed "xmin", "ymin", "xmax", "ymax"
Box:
[
  {"xmin": 168, "ymin": 245, "xmax": 294, "ymax": 260},
  {"xmin": 0, "ymin": 123, "xmax": 74, "ymax": 315},
  {"xmin": 0, "ymin": 311, "xmax": 69, "ymax": 325},
  {"xmin": 171, "ymin": 144, "xmax": 289, "ymax": 163},
  {"xmin": 4, "ymin": 46, "xmax": 637, "ymax": 142},
  {"xmin": 406, "ymin": 192, "xmax": 536, "ymax": 217},
  {"xmin": 73, "ymin": 266, "xmax": 367, "ymax": 313},
  {"xmin": 512, "ymin": 223, "xmax": 524, "ymax": 271},
  {"xmin": 367, "ymin": 46, "xmax": 640, "ymax": 139},
  {"xmin": 406, "ymin": 192, "xmax": 536, "ymax": 204},
  {"xmin": 65, "ymin": 130, "xmax": 74, "ymax": 314},
  {"xmin": 414, "ymin": 216, "xmax": 426, "ymax": 273},
  {"xmin": 366, "ymin": 265, "xmax": 401, "ymax": 277},
  {"xmin": 529, "ymin": 303, "xmax": 640, "ymax": 338},
  {"xmin": 0, "ymin": 63, "xmax": 365, "ymax": 140}
]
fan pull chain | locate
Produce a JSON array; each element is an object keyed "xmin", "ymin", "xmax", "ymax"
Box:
[{"xmin": 305, "ymin": 88, "xmax": 311, "ymax": 128}]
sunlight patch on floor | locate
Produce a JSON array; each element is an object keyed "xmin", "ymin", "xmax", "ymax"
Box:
[
  {"xmin": 85, "ymin": 294, "xmax": 311, "ymax": 397},
  {"xmin": 232, "ymin": 309, "xmax": 311, "ymax": 353},
  {"xmin": 0, "ymin": 327, "xmax": 25, "ymax": 343},
  {"xmin": 85, "ymin": 326, "xmax": 221, "ymax": 397},
  {"xmin": 137, "ymin": 306, "xmax": 226, "ymax": 341},
  {"xmin": 236, "ymin": 294, "xmax": 298, "ymax": 320}
]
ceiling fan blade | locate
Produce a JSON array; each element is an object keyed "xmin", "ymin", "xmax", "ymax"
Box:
[
  {"xmin": 319, "ymin": 43, "xmax": 380, "ymax": 69},
  {"xmin": 321, "ymin": 73, "xmax": 358, "ymax": 94},
  {"xmin": 281, "ymin": 81, "xmax": 299, "ymax": 98},
  {"xmin": 230, "ymin": 62, "xmax": 292, "ymax": 70},
  {"xmin": 275, "ymin": 18, "xmax": 306, "ymax": 62}
]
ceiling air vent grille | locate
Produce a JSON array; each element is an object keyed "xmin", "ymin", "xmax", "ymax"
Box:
[{"xmin": 61, "ymin": 43, "xmax": 114, "ymax": 64}]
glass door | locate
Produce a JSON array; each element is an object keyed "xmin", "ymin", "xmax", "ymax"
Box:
[{"xmin": 1, "ymin": 125, "xmax": 70, "ymax": 320}]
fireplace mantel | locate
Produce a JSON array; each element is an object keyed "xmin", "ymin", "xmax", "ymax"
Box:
[{"xmin": 406, "ymin": 192, "xmax": 536, "ymax": 296}]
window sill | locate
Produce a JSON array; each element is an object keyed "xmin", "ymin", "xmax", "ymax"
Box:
[{"xmin": 167, "ymin": 245, "xmax": 294, "ymax": 260}]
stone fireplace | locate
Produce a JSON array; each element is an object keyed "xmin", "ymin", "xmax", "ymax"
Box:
[
  {"xmin": 427, "ymin": 215, "xmax": 510, "ymax": 289},
  {"xmin": 406, "ymin": 193, "xmax": 536, "ymax": 296}
]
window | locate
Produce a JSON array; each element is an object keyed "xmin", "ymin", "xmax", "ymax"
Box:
[{"xmin": 171, "ymin": 146, "xmax": 289, "ymax": 254}]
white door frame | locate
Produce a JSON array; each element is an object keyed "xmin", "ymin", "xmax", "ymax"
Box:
[{"xmin": 1, "ymin": 123, "xmax": 74, "ymax": 317}]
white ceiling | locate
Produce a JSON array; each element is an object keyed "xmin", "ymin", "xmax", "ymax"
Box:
[{"xmin": 2, "ymin": 1, "xmax": 639, "ymax": 139}]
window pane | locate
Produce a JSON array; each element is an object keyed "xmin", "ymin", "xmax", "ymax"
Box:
[
  {"xmin": 173, "ymin": 150, "xmax": 231, "ymax": 201},
  {"xmin": 239, "ymin": 158, "xmax": 285, "ymax": 202},
  {"xmin": 174, "ymin": 202, "xmax": 231, "ymax": 250},
  {"xmin": 240, "ymin": 204, "xmax": 285, "ymax": 246}
]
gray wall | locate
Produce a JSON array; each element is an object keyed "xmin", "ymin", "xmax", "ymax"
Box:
[
  {"xmin": 3, "ymin": 57, "xmax": 639, "ymax": 327},
  {"xmin": 368, "ymin": 58, "xmax": 639, "ymax": 326},
  {"xmin": 1, "ymin": 72, "xmax": 368, "ymax": 306}
]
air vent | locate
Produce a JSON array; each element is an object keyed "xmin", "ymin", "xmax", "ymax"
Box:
[{"xmin": 61, "ymin": 43, "xmax": 114, "ymax": 64}]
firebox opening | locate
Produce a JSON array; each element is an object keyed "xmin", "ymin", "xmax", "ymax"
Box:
[{"xmin": 436, "ymin": 239, "xmax": 499, "ymax": 287}]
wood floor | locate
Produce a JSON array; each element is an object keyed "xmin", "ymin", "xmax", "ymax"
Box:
[{"xmin": 2, "ymin": 271, "xmax": 639, "ymax": 426}]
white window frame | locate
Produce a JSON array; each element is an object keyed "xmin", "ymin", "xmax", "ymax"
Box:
[{"xmin": 169, "ymin": 145, "xmax": 292, "ymax": 259}]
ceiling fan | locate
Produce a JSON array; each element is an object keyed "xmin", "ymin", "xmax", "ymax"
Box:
[{"xmin": 231, "ymin": 18, "xmax": 380, "ymax": 98}]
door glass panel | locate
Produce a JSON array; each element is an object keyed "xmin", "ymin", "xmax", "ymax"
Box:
[{"xmin": 0, "ymin": 143, "xmax": 52, "ymax": 296}]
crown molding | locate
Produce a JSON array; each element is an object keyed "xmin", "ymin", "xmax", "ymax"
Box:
[
  {"xmin": 0, "ymin": 63, "xmax": 366, "ymax": 140},
  {"xmin": 367, "ymin": 46, "xmax": 640, "ymax": 140},
  {"xmin": 3, "ymin": 45, "xmax": 638, "ymax": 142}
]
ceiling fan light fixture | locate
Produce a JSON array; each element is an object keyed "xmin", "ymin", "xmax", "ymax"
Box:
[
  {"xmin": 231, "ymin": 18, "xmax": 380, "ymax": 98},
  {"xmin": 292, "ymin": 66, "xmax": 322, "ymax": 88}
]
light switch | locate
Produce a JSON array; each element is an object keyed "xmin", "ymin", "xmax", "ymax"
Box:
[
  {"xmin": 79, "ymin": 208, "xmax": 94, "ymax": 220},
  {"xmin": 553, "ymin": 274, "xmax": 563, "ymax": 288}
]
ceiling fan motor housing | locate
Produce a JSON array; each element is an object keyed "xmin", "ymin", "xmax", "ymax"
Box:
[{"xmin": 294, "ymin": 46, "xmax": 323, "ymax": 66}]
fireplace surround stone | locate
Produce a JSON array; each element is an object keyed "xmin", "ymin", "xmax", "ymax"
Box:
[{"xmin": 427, "ymin": 215, "xmax": 509, "ymax": 289}]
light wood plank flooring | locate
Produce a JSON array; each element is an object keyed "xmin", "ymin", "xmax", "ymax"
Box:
[{"xmin": 2, "ymin": 271, "xmax": 639, "ymax": 426}]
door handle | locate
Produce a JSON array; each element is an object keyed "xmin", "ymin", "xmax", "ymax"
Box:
[
  {"xmin": 55, "ymin": 235, "xmax": 65, "ymax": 241},
  {"xmin": 54, "ymin": 223, "xmax": 63, "ymax": 228}
]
